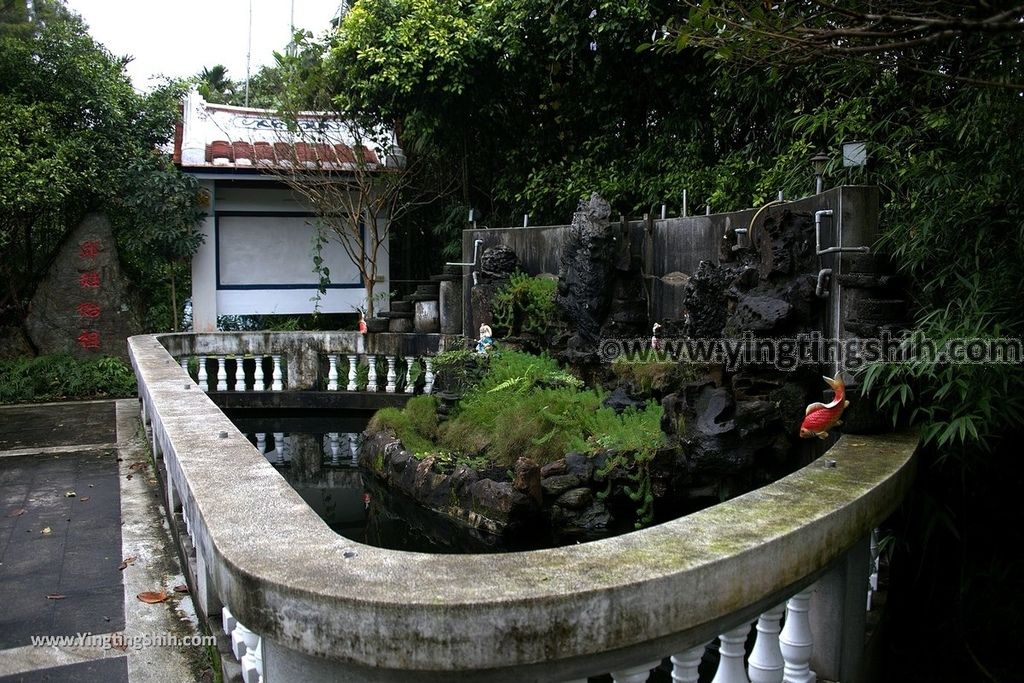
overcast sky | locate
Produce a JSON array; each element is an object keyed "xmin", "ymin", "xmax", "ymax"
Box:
[{"xmin": 64, "ymin": 0, "xmax": 345, "ymax": 90}]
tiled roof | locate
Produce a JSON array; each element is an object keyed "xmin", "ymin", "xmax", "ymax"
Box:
[{"xmin": 174, "ymin": 91, "xmax": 383, "ymax": 172}]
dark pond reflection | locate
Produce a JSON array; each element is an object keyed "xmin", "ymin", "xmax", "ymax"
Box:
[{"xmin": 226, "ymin": 410, "xmax": 499, "ymax": 553}]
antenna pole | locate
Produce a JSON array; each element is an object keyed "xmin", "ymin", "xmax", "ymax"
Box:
[{"xmin": 245, "ymin": 0, "xmax": 253, "ymax": 106}]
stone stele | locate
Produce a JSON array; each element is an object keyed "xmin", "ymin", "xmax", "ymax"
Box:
[{"xmin": 25, "ymin": 213, "xmax": 143, "ymax": 362}]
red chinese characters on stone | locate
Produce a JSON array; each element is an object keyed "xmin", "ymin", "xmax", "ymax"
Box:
[
  {"xmin": 78, "ymin": 241, "xmax": 101, "ymax": 259},
  {"xmin": 76, "ymin": 302, "xmax": 101, "ymax": 318},
  {"xmin": 79, "ymin": 272, "xmax": 101, "ymax": 288},
  {"xmin": 76, "ymin": 331, "xmax": 101, "ymax": 349}
]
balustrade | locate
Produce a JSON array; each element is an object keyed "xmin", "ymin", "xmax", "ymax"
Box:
[
  {"xmin": 179, "ymin": 346, "xmax": 442, "ymax": 398},
  {"xmin": 179, "ymin": 353, "xmax": 286, "ymax": 392},
  {"xmin": 223, "ymin": 608, "xmax": 264, "ymax": 683},
  {"xmin": 321, "ymin": 352, "xmax": 436, "ymax": 394}
]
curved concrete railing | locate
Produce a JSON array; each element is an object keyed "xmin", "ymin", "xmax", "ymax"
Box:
[{"xmin": 129, "ymin": 332, "xmax": 918, "ymax": 683}]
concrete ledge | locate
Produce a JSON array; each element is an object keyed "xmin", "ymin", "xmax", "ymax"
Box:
[
  {"xmin": 129, "ymin": 332, "xmax": 918, "ymax": 681},
  {"xmin": 208, "ymin": 390, "xmax": 411, "ymax": 412}
]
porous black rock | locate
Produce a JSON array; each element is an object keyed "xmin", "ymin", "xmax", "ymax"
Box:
[
  {"xmin": 480, "ymin": 245, "xmax": 519, "ymax": 280},
  {"xmin": 555, "ymin": 194, "xmax": 617, "ymax": 351}
]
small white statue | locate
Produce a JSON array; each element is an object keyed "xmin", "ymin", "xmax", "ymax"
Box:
[
  {"xmin": 651, "ymin": 323, "xmax": 662, "ymax": 351},
  {"xmin": 476, "ymin": 324, "xmax": 494, "ymax": 354}
]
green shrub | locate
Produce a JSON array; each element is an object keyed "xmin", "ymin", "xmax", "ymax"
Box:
[
  {"xmin": 439, "ymin": 351, "xmax": 662, "ymax": 468},
  {"xmin": 368, "ymin": 395, "xmax": 438, "ymax": 454},
  {"xmin": 0, "ymin": 355, "xmax": 137, "ymax": 404},
  {"xmin": 569, "ymin": 401, "xmax": 665, "ymax": 459},
  {"xmin": 368, "ymin": 350, "xmax": 666, "ymax": 525},
  {"xmin": 404, "ymin": 394, "xmax": 439, "ymax": 442},
  {"xmin": 611, "ymin": 359, "xmax": 678, "ymax": 393},
  {"xmin": 491, "ymin": 272, "xmax": 557, "ymax": 336},
  {"xmin": 369, "ymin": 350, "xmax": 665, "ymax": 476}
]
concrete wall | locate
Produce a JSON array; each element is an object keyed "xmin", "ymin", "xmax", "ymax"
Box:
[
  {"xmin": 459, "ymin": 187, "xmax": 879, "ymax": 336},
  {"xmin": 190, "ymin": 183, "xmax": 389, "ymax": 330}
]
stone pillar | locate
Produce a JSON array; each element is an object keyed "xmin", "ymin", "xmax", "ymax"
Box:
[
  {"xmin": 809, "ymin": 535, "xmax": 870, "ymax": 683},
  {"xmin": 195, "ymin": 545, "xmax": 223, "ymax": 622},
  {"xmin": 191, "ymin": 180, "xmax": 218, "ymax": 332},
  {"xmin": 414, "ymin": 300, "xmax": 440, "ymax": 333},
  {"xmin": 439, "ymin": 278, "xmax": 463, "ymax": 334}
]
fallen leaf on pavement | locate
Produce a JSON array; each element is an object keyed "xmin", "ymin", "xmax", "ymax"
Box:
[
  {"xmin": 128, "ymin": 462, "xmax": 146, "ymax": 471},
  {"xmin": 41, "ymin": 527, "xmax": 51, "ymax": 535},
  {"xmin": 64, "ymin": 491, "xmax": 76, "ymax": 498},
  {"xmin": 137, "ymin": 591, "xmax": 168, "ymax": 604},
  {"xmin": 80, "ymin": 497, "xmax": 90, "ymax": 502},
  {"xmin": 173, "ymin": 584, "xmax": 189, "ymax": 593},
  {"xmin": 6, "ymin": 509, "xmax": 26, "ymax": 518},
  {"xmin": 126, "ymin": 474, "xmax": 133, "ymax": 480},
  {"xmin": 46, "ymin": 594, "xmax": 66, "ymax": 600},
  {"xmin": 118, "ymin": 556, "xmax": 137, "ymax": 570}
]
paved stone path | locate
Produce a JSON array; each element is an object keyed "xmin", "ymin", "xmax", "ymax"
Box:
[{"xmin": 0, "ymin": 400, "xmax": 209, "ymax": 682}]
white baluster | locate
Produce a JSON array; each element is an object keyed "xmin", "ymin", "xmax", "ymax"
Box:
[
  {"xmin": 329, "ymin": 432, "xmax": 340, "ymax": 464},
  {"xmin": 748, "ymin": 605, "xmax": 785, "ymax": 683},
  {"xmin": 180, "ymin": 356, "xmax": 189, "ymax": 376},
  {"xmin": 273, "ymin": 432, "xmax": 285, "ymax": 465},
  {"xmin": 611, "ymin": 660, "xmax": 661, "ymax": 683},
  {"xmin": 385, "ymin": 355, "xmax": 397, "ymax": 393},
  {"xmin": 780, "ymin": 590, "xmax": 816, "ymax": 683},
  {"xmin": 404, "ymin": 357, "xmax": 415, "ymax": 394},
  {"xmin": 671, "ymin": 644, "xmax": 706, "ymax": 683},
  {"xmin": 241, "ymin": 635, "xmax": 263, "ymax": 683},
  {"xmin": 348, "ymin": 433, "xmax": 358, "ymax": 459},
  {"xmin": 229, "ymin": 357, "xmax": 239, "ymax": 391},
  {"xmin": 367, "ymin": 355, "xmax": 378, "ymax": 392},
  {"xmin": 255, "ymin": 432, "xmax": 266, "ymax": 455},
  {"xmin": 198, "ymin": 356, "xmax": 208, "ymax": 391},
  {"xmin": 271, "ymin": 354, "xmax": 283, "ymax": 391},
  {"xmin": 346, "ymin": 354, "xmax": 358, "ymax": 391},
  {"xmin": 424, "ymin": 357, "xmax": 435, "ymax": 394},
  {"xmin": 327, "ymin": 354, "xmax": 339, "ymax": 391},
  {"xmin": 232, "ymin": 621, "xmax": 256, "ymax": 661},
  {"xmin": 222, "ymin": 606, "xmax": 236, "ymax": 636},
  {"xmin": 216, "ymin": 356, "xmax": 227, "ymax": 391},
  {"xmin": 868, "ymin": 528, "xmax": 880, "ymax": 610},
  {"xmin": 253, "ymin": 355, "xmax": 264, "ymax": 390},
  {"xmin": 712, "ymin": 623, "xmax": 751, "ymax": 683}
]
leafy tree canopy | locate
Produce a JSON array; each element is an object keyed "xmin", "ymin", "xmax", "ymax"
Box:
[
  {"xmin": 0, "ymin": 0, "xmax": 202, "ymax": 328},
  {"xmin": 318, "ymin": 0, "xmax": 1024, "ymax": 452}
]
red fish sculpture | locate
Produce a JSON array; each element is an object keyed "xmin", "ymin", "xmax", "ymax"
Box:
[{"xmin": 799, "ymin": 373, "xmax": 849, "ymax": 439}]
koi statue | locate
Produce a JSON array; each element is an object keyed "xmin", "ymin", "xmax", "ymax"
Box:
[{"xmin": 799, "ymin": 373, "xmax": 849, "ymax": 439}]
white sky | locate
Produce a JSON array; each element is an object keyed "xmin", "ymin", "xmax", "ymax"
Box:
[{"xmin": 63, "ymin": 0, "xmax": 345, "ymax": 90}]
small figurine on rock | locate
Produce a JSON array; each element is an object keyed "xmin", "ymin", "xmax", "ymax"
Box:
[
  {"xmin": 476, "ymin": 323, "xmax": 495, "ymax": 354},
  {"xmin": 651, "ymin": 323, "xmax": 662, "ymax": 351},
  {"xmin": 358, "ymin": 310, "xmax": 367, "ymax": 334},
  {"xmin": 799, "ymin": 373, "xmax": 849, "ymax": 439}
]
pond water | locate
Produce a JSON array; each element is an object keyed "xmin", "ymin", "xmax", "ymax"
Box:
[{"xmin": 226, "ymin": 410, "xmax": 502, "ymax": 553}]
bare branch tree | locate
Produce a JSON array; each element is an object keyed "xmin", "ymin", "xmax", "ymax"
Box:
[{"xmin": 267, "ymin": 115, "xmax": 449, "ymax": 318}]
